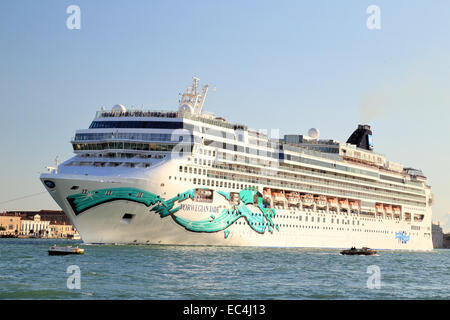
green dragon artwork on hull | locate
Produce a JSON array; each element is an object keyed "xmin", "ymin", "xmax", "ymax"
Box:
[{"xmin": 67, "ymin": 187, "xmax": 279, "ymax": 237}]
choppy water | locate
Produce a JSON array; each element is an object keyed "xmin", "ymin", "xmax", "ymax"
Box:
[{"xmin": 0, "ymin": 239, "xmax": 448, "ymax": 299}]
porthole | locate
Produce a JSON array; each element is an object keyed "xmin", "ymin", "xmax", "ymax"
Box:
[{"xmin": 44, "ymin": 180, "xmax": 55, "ymax": 189}]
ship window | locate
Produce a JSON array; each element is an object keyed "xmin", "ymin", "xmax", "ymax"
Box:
[
  {"xmin": 229, "ymin": 192, "xmax": 240, "ymax": 205},
  {"xmin": 44, "ymin": 180, "xmax": 55, "ymax": 189},
  {"xmin": 194, "ymin": 188, "xmax": 213, "ymax": 203},
  {"xmin": 179, "ymin": 166, "xmax": 182, "ymax": 172},
  {"xmin": 120, "ymin": 213, "xmax": 135, "ymax": 224}
]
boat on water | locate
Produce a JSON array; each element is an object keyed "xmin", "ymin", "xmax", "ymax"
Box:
[
  {"xmin": 48, "ymin": 245, "xmax": 85, "ymax": 255},
  {"xmin": 39, "ymin": 77, "xmax": 433, "ymax": 250},
  {"xmin": 340, "ymin": 247, "xmax": 376, "ymax": 256}
]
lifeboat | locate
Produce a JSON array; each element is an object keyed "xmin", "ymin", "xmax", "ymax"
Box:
[
  {"xmin": 384, "ymin": 204, "xmax": 393, "ymax": 213},
  {"xmin": 393, "ymin": 206, "xmax": 401, "ymax": 214},
  {"xmin": 315, "ymin": 195, "xmax": 327, "ymax": 207},
  {"xmin": 349, "ymin": 200, "xmax": 359, "ymax": 209},
  {"xmin": 286, "ymin": 192, "xmax": 300, "ymax": 205},
  {"xmin": 301, "ymin": 194, "xmax": 314, "ymax": 205},
  {"xmin": 375, "ymin": 203, "xmax": 384, "ymax": 212},
  {"xmin": 339, "ymin": 199, "xmax": 349, "ymax": 208},
  {"xmin": 327, "ymin": 197, "xmax": 338, "ymax": 207},
  {"xmin": 271, "ymin": 190, "xmax": 285, "ymax": 204}
]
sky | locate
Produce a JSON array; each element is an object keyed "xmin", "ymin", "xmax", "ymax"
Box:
[{"xmin": 0, "ymin": 0, "xmax": 449, "ymax": 231}]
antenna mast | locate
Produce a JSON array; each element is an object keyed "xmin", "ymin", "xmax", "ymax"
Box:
[{"xmin": 178, "ymin": 76, "xmax": 211, "ymax": 115}]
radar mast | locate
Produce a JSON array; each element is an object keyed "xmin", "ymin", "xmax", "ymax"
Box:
[{"xmin": 178, "ymin": 77, "xmax": 210, "ymax": 115}]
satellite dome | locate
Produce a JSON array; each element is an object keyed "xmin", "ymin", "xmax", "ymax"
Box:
[
  {"xmin": 112, "ymin": 104, "xmax": 126, "ymax": 113},
  {"xmin": 308, "ymin": 128, "xmax": 320, "ymax": 139}
]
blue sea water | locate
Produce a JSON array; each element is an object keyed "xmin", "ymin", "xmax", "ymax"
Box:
[{"xmin": 0, "ymin": 239, "xmax": 448, "ymax": 300}]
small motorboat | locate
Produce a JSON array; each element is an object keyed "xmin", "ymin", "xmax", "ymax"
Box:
[
  {"xmin": 48, "ymin": 245, "xmax": 85, "ymax": 256},
  {"xmin": 340, "ymin": 247, "xmax": 376, "ymax": 256}
]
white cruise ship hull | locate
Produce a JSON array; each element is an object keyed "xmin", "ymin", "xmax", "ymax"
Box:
[{"xmin": 40, "ymin": 170, "xmax": 433, "ymax": 251}]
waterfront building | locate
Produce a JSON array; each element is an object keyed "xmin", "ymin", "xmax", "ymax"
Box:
[
  {"xmin": 20, "ymin": 214, "xmax": 50, "ymax": 236},
  {"xmin": 0, "ymin": 214, "xmax": 21, "ymax": 235},
  {"xmin": 48, "ymin": 223, "xmax": 79, "ymax": 239}
]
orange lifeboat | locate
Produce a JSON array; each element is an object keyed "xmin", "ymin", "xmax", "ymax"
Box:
[
  {"xmin": 375, "ymin": 203, "xmax": 384, "ymax": 212},
  {"xmin": 286, "ymin": 192, "xmax": 300, "ymax": 205},
  {"xmin": 327, "ymin": 197, "xmax": 338, "ymax": 207},
  {"xmin": 384, "ymin": 204, "xmax": 393, "ymax": 213},
  {"xmin": 271, "ymin": 190, "xmax": 285, "ymax": 204},
  {"xmin": 315, "ymin": 195, "xmax": 327, "ymax": 207},
  {"xmin": 301, "ymin": 193, "xmax": 314, "ymax": 205},
  {"xmin": 349, "ymin": 200, "xmax": 359, "ymax": 209},
  {"xmin": 339, "ymin": 199, "xmax": 349, "ymax": 208}
]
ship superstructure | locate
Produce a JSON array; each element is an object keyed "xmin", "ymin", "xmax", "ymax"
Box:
[{"xmin": 40, "ymin": 77, "xmax": 433, "ymax": 250}]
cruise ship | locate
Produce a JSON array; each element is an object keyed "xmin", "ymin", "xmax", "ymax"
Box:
[{"xmin": 40, "ymin": 77, "xmax": 434, "ymax": 250}]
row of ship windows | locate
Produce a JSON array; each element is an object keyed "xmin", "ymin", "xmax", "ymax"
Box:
[
  {"xmin": 232, "ymin": 220, "xmax": 422, "ymax": 236},
  {"xmin": 73, "ymin": 142, "xmax": 193, "ymax": 152},
  {"xmin": 170, "ymin": 175, "xmax": 257, "ymax": 191},
  {"xmin": 212, "ymin": 148, "xmax": 379, "ymax": 179},
  {"xmin": 210, "ymin": 164, "xmax": 424, "ymax": 202},
  {"xmin": 204, "ymin": 169, "xmax": 425, "ymax": 207},
  {"xmin": 212, "ymin": 151, "xmax": 424, "ymax": 195},
  {"xmin": 78, "ymin": 153, "xmax": 166, "ymax": 159},
  {"xmin": 176, "ymin": 163, "xmax": 425, "ymax": 208},
  {"xmin": 74, "ymin": 132, "xmax": 192, "ymax": 142}
]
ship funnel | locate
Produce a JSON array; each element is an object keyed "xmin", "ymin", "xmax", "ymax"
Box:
[{"xmin": 346, "ymin": 124, "xmax": 373, "ymax": 150}]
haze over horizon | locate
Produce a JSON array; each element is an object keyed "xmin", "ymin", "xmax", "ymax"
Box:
[{"xmin": 0, "ymin": 0, "xmax": 449, "ymax": 232}]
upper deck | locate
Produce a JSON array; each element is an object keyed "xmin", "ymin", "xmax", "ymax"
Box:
[{"xmin": 73, "ymin": 77, "xmax": 427, "ymax": 185}]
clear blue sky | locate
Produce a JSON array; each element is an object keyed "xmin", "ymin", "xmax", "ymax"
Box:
[{"xmin": 0, "ymin": 0, "xmax": 449, "ymax": 231}]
